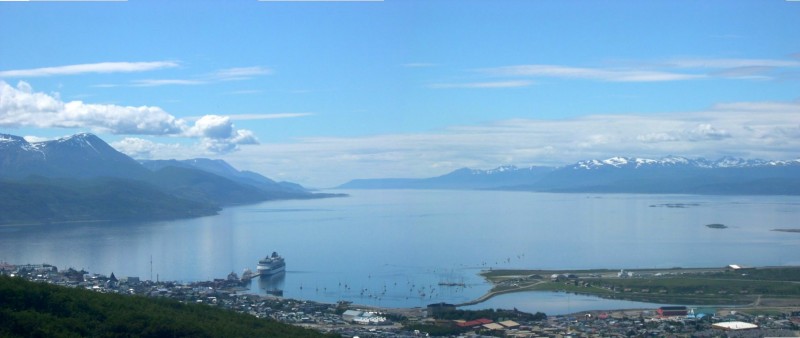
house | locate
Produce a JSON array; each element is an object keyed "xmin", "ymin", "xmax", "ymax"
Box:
[
  {"xmin": 499, "ymin": 320, "xmax": 520, "ymax": 328},
  {"xmin": 657, "ymin": 306, "xmax": 688, "ymax": 317},
  {"xmin": 457, "ymin": 318, "xmax": 493, "ymax": 328},
  {"xmin": 342, "ymin": 310, "xmax": 362, "ymax": 322}
]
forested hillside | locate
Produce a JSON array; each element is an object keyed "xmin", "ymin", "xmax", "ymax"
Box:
[{"xmin": 0, "ymin": 276, "xmax": 337, "ymax": 338}]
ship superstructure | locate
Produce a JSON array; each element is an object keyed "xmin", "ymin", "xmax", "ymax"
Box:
[{"xmin": 257, "ymin": 252, "xmax": 285, "ymax": 276}]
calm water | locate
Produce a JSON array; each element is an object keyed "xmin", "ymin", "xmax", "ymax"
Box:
[{"xmin": 2, "ymin": 190, "xmax": 799, "ymax": 313}]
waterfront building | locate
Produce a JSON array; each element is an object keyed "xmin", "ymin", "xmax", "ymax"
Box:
[
  {"xmin": 658, "ymin": 306, "xmax": 688, "ymax": 317},
  {"xmin": 712, "ymin": 321, "xmax": 758, "ymax": 331}
]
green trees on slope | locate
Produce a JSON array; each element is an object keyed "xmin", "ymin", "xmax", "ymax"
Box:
[{"xmin": 0, "ymin": 276, "xmax": 337, "ymax": 338}]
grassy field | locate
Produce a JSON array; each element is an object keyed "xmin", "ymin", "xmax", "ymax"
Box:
[{"xmin": 480, "ymin": 266, "xmax": 800, "ymax": 307}]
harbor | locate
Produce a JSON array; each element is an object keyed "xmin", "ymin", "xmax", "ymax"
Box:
[{"xmin": 3, "ymin": 261, "xmax": 799, "ymax": 337}]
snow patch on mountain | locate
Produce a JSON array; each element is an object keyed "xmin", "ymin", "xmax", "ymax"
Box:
[
  {"xmin": 568, "ymin": 156, "xmax": 800, "ymax": 170},
  {"xmin": 485, "ymin": 165, "xmax": 518, "ymax": 175},
  {"xmin": 602, "ymin": 157, "xmax": 628, "ymax": 167}
]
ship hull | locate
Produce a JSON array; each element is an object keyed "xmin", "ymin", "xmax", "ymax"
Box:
[{"xmin": 257, "ymin": 265, "xmax": 285, "ymax": 276}]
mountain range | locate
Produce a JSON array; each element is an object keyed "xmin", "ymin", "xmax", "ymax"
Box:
[
  {"xmin": 339, "ymin": 156, "xmax": 800, "ymax": 195},
  {"xmin": 0, "ymin": 133, "xmax": 340, "ymax": 225}
]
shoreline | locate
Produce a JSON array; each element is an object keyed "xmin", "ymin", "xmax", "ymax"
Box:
[
  {"xmin": 5, "ymin": 261, "xmax": 800, "ymax": 319},
  {"xmin": 0, "ymin": 192, "xmax": 348, "ymax": 227},
  {"xmin": 466, "ymin": 265, "xmax": 800, "ymax": 313}
]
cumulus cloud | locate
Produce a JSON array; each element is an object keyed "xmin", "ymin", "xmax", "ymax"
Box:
[
  {"xmin": 187, "ymin": 115, "xmax": 234, "ymax": 139},
  {"xmin": 1, "ymin": 80, "xmax": 185, "ymax": 135},
  {"xmin": 230, "ymin": 129, "xmax": 258, "ymax": 144},
  {"xmin": 0, "ymin": 80, "xmax": 259, "ymax": 154}
]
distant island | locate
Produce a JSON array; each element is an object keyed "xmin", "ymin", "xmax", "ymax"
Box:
[
  {"xmin": 338, "ymin": 156, "xmax": 800, "ymax": 195},
  {"xmin": 0, "ymin": 133, "xmax": 344, "ymax": 225},
  {"xmin": 772, "ymin": 228, "xmax": 800, "ymax": 233},
  {"xmin": 705, "ymin": 223, "xmax": 727, "ymax": 229}
]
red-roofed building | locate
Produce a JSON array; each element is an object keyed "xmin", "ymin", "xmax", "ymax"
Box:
[
  {"xmin": 658, "ymin": 306, "xmax": 688, "ymax": 317},
  {"xmin": 456, "ymin": 318, "xmax": 493, "ymax": 328}
]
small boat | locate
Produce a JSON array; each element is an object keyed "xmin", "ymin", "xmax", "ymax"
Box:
[{"xmin": 266, "ymin": 289, "xmax": 284, "ymax": 297}]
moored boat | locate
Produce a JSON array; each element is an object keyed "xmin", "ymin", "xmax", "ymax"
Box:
[{"xmin": 257, "ymin": 252, "xmax": 285, "ymax": 277}]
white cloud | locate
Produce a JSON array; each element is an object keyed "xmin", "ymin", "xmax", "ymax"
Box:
[
  {"xmin": 226, "ymin": 89, "xmax": 263, "ymax": 95},
  {"xmin": 402, "ymin": 63, "xmax": 437, "ymax": 68},
  {"xmin": 485, "ymin": 65, "xmax": 705, "ymax": 82},
  {"xmin": 478, "ymin": 57, "xmax": 800, "ymax": 84},
  {"xmin": 0, "ymin": 61, "xmax": 178, "ymax": 78},
  {"xmin": 230, "ymin": 129, "xmax": 258, "ymax": 144},
  {"xmin": 219, "ymin": 100, "xmax": 800, "ymax": 187},
  {"xmin": 187, "ymin": 115, "xmax": 235, "ymax": 139},
  {"xmin": 132, "ymin": 79, "xmax": 206, "ymax": 87},
  {"xmin": 183, "ymin": 115, "xmax": 260, "ymax": 152},
  {"xmin": 226, "ymin": 113, "xmax": 314, "ymax": 120},
  {"xmin": 0, "ymin": 80, "xmax": 258, "ymax": 154},
  {"xmin": 111, "ymin": 137, "xmax": 183, "ymax": 159},
  {"xmin": 103, "ymin": 65, "xmax": 273, "ymax": 87},
  {"xmin": 665, "ymin": 58, "xmax": 800, "ymax": 69},
  {"xmin": 428, "ymin": 80, "xmax": 533, "ymax": 89},
  {"xmin": 663, "ymin": 58, "xmax": 800, "ymax": 80},
  {"xmin": 22, "ymin": 135, "xmax": 52, "ymax": 143},
  {"xmin": 0, "ymin": 80, "xmax": 185, "ymax": 135},
  {"xmin": 213, "ymin": 66, "xmax": 272, "ymax": 80},
  {"xmin": 687, "ymin": 123, "xmax": 730, "ymax": 141}
]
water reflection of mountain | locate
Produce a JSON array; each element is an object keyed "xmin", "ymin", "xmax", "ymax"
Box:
[{"xmin": 257, "ymin": 272, "xmax": 285, "ymax": 296}]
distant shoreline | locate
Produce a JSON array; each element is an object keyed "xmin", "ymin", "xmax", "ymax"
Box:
[
  {"xmin": 0, "ymin": 219, "xmax": 113, "ymax": 227},
  {"xmin": 0, "ymin": 192, "xmax": 347, "ymax": 227}
]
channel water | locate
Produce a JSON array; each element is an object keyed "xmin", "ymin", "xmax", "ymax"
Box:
[{"xmin": 1, "ymin": 190, "xmax": 799, "ymax": 314}]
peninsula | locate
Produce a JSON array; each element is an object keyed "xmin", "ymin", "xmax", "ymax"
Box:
[{"xmin": 476, "ymin": 266, "xmax": 800, "ymax": 309}]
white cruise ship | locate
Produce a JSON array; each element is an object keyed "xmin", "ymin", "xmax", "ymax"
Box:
[{"xmin": 257, "ymin": 252, "xmax": 285, "ymax": 276}]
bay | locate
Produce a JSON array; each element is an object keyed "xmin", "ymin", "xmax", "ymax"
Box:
[{"xmin": 1, "ymin": 190, "xmax": 799, "ymax": 312}]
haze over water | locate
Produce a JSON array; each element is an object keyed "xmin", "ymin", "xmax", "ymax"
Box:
[{"xmin": 2, "ymin": 190, "xmax": 799, "ymax": 311}]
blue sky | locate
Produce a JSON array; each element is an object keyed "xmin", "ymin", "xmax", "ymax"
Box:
[{"xmin": 1, "ymin": 0, "xmax": 799, "ymax": 187}]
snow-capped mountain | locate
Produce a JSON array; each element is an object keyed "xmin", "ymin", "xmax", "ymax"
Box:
[
  {"xmin": 339, "ymin": 165, "xmax": 554, "ymax": 189},
  {"xmin": 0, "ymin": 132, "xmax": 326, "ymax": 202},
  {"xmin": 568, "ymin": 156, "xmax": 800, "ymax": 170},
  {"xmin": 0, "ymin": 132, "xmax": 338, "ymax": 225},
  {"xmin": 339, "ymin": 156, "xmax": 800, "ymax": 195},
  {"xmin": 0, "ymin": 133, "xmax": 149, "ymax": 179}
]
